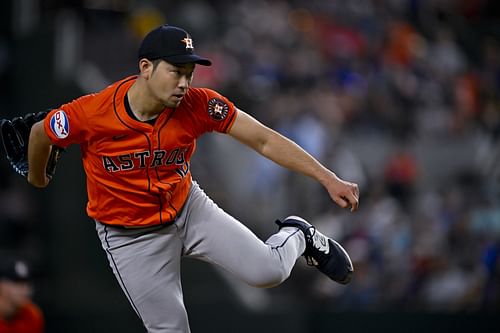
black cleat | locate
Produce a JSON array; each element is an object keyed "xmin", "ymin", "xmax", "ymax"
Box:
[{"xmin": 276, "ymin": 215, "xmax": 353, "ymax": 284}]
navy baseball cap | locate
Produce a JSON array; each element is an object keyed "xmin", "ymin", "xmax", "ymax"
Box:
[
  {"xmin": 138, "ymin": 25, "xmax": 212, "ymax": 66},
  {"xmin": 0, "ymin": 256, "xmax": 31, "ymax": 282}
]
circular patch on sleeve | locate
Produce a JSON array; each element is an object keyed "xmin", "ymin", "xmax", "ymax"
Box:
[
  {"xmin": 207, "ymin": 98, "xmax": 229, "ymax": 121},
  {"xmin": 50, "ymin": 110, "xmax": 70, "ymax": 139}
]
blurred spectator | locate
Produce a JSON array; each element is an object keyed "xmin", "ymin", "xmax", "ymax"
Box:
[
  {"xmin": 383, "ymin": 146, "xmax": 418, "ymax": 207},
  {"xmin": 0, "ymin": 254, "xmax": 44, "ymax": 333},
  {"xmin": 481, "ymin": 240, "xmax": 500, "ymax": 310}
]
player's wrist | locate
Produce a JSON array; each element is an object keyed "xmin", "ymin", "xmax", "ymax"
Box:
[
  {"xmin": 27, "ymin": 172, "xmax": 50, "ymax": 188},
  {"xmin": 317, "ymin": 169, "xmax": 339, "ymax": 188}
]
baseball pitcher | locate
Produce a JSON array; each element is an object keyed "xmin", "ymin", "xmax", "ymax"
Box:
[{"xmin": 1, "ymin": 25, "xmax": 359, "ymax": 333}]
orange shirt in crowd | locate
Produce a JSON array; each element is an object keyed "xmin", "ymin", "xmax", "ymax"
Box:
[{"xmin": 0, "ymin": 302, "xmax": 44, "ymax": 333}]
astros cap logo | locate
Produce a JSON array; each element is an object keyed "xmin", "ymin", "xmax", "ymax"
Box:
[{"xmin": 181, "ymin": 36, "xmax": 194, "ymax": 50}]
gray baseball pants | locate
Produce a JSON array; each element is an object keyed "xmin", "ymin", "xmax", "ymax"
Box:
[{"xmin": 95, "ymin": 181, "xmax": 305, "ymax": 333}]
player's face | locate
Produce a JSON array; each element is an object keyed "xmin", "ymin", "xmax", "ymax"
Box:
[{"xmin": 149, "ymin": 61, "xmax": 195, "ymax": 108}]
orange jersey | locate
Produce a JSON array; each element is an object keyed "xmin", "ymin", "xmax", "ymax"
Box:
[
  {"xmin": 0, "ymin": 302, "xmax": 44, "ymax": 333},
  {"xmin": 44, "ymin": 76, "xmax": 237, "ymax": 227}
]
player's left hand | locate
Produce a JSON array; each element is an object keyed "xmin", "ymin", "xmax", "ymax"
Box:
[{"xmin": 324, "ymin": 175, "xmax": 359, "ymax": 212}]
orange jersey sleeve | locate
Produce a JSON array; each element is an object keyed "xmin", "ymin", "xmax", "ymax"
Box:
[
  {"xmin": 179, "ymin": 87, "xmax": 237, "ymax": 135},
  {"xmin": 43, "ymin": 77, "xmax": 237, "ymax": 227}
]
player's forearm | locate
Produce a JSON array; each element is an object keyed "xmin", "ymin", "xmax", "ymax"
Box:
[
  {"xmin": 27, "ymin": 121, "xmax": 52, "ymax": 187},
  {"xmin": 259, "ymin": 131, "xmax": 338, "ymax": 186}
]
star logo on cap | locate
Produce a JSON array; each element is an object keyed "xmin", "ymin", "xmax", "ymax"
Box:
[{"xmin": 181, "ymin": 37, "xmax": 194, "ymax": 50}]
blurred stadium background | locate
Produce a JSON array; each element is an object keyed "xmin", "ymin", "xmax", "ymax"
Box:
[{"xmin": 1, "ymin": 0, "xmax": 499, "ymax": 332}]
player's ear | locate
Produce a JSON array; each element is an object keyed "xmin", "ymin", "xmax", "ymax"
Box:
[{"xmin": 139, "ymin": 58, "xmax": 153, "ymax": 79}]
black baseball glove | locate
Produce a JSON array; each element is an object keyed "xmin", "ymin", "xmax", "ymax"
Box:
[{"xmin": 1, "ymin": 111, "xmax": 63, "ymax": 179}]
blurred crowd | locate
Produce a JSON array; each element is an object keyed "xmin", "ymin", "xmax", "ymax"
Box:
[{"xmin": 1, "ymin": 0, "xmax": 499, "ymax": 316}]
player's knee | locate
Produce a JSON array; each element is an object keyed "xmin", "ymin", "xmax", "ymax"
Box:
[{"xmin": 246, "ymin": 266, "xmax": 288, "ymax": 289}]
